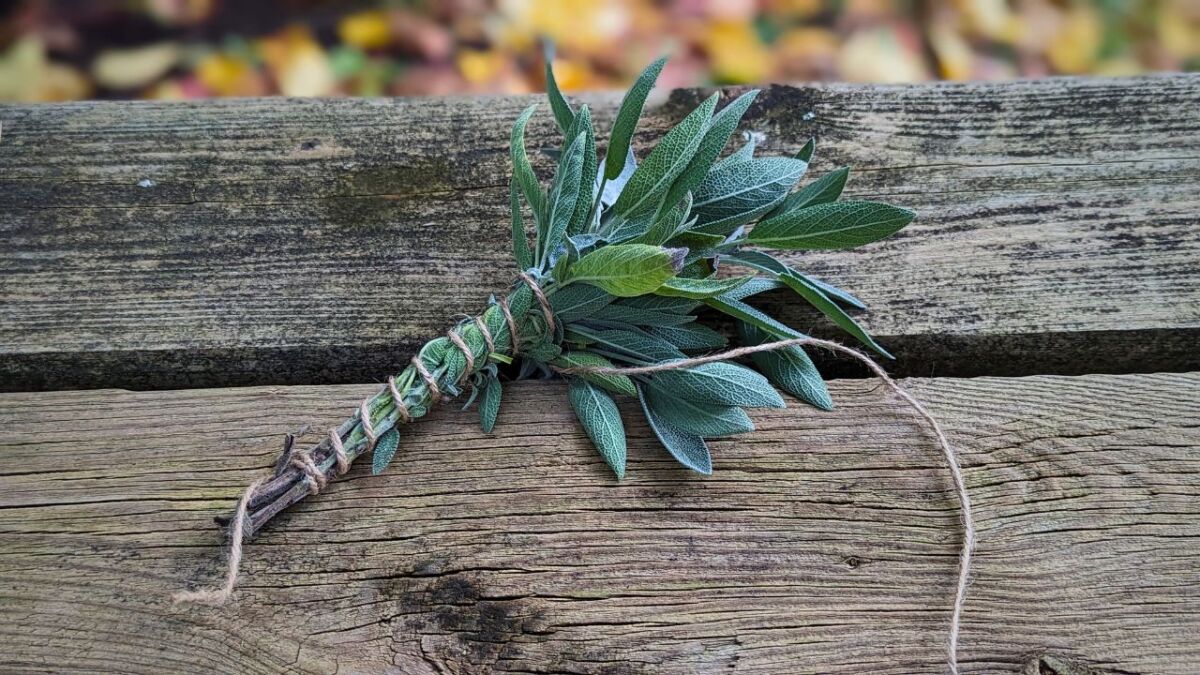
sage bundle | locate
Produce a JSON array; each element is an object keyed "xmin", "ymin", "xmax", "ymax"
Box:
[{"xmin": 178, "ymin": 52, "xmax": 974, "ymax": 674}]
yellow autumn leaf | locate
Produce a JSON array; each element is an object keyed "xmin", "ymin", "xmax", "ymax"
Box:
[
  {"xmin": 1046, "ymin": 4, "xmax": 1101, "ymax": 74},
  {"xmin": 703, "ymin": 20, "xmax": 773, "ymax": 84},
  {"xmin": 338, "ymin": 10, "xmax": 392, "ymax": 50},
  {"xmin": 92, "ymin": 42, "xmax": 181, "ymax": 90}
]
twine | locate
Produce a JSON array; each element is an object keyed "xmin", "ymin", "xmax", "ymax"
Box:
[
  {"xmin": 447, "ymin": 328, "xmax": 475, "ymax": 380},
  {"xmin": 411, "ymin": 355, "xmax": 442, "ymax": 402},
  {"xmin": 474, "ymin": 316, "xmax": 495, "ymax": 354},
  {"xmin": 557, "ymin": 335, "xmax": 975, "ymax": 675},
  {"xmin": 519, "ymin": 272, "xmax": 556, "ymax": 333},
  {"xmin": 498, "ymin": 297, "xmax": 521, "ymax": 356},
  {"xmin": 387, "ymin": 375, "xmax": 412, "ymax": 423},
  {"xmin": 357, "ymin": 400, "xmax": 378, "ymax": 449},
  {"xmin": 172, "ymin": 477, "xmax": 265, "ymax": 606}
]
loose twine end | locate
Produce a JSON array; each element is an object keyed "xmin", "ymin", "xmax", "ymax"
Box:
[
  {"xmin": 172, "ymin": 477, "xmax": 265, "ymax": 606},
  {"xmin": 557, "ymin": 335, "xmax": 975, "ymax": 674}
]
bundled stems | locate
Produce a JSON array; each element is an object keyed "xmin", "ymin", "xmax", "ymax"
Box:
[{"xmin": 219, "ymin": 280, "xmax": 551, "ymax": 540}]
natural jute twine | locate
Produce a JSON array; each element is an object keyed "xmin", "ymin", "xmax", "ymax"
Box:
[
  {"xmin": 557, "ymin": 336, "xmax": 975, "ymax": 674},
  {"xmin": 174, "ymin": 279, "xmax": 973, "ymax": 674}
]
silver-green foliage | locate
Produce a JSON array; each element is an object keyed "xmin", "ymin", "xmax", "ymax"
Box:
[{"xmin": 368, "ymin": 50, "xmax": 915, "ymax": 480}]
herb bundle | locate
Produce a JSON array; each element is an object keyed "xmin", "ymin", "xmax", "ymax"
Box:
[{"xmin": 180, "ymin": 50, "xmax": 973, "ymax": 674}]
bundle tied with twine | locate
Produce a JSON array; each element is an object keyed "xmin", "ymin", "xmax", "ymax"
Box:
[
  {"xmin": 174, "ymin": 275, "xmax": 975, "ymax": 674},
  {"xmin": 176, "ymin": 44, "xmax": 978, "ymax": 671}
]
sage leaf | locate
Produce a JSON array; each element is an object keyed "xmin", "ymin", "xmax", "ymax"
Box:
[
  {"xmin": 721, "ymin": 276, "xmax": 785, "ymax": 301},
  {"xmin": 795, "ymin": 137, "xmax": 815, "ymax": 163},
  {"xmin": 612, "ymin": 93, "xmax": 718, "ymax": 219},
  {"xmin": 568, "ymin": 379, "xmax": 627, "ymax": 479},
  {"xmin": 638, "ymin": 385, "xmax": 712, "ymax": 474},
  {"xmin": 567, "ymin": 244, "xmax": 686, "ymax": 297},
  {"xmin": 630, "ymin": 191, "xmax": 692, "ymax": 246},
  {"xmin": 371, "ymin": 428, "xmax": 401, "ymax": 476},
  {"xmin": 704, "ymin": 294, "xmax": 804, "ymax": 340},
  {"xmin": 778, "ymin": 272, "xmax": 893, "ymax": 358},
  {"xmin": 738, "ymin": 322, "xmax": 833, "ymax": 411},
  {"xmin": 592, "ymin": 304, "xmax": 697, "ymax": 327},
  {"xmin": 651, "ymin": 361, "xmax": 785, "ymax": 408},
  {"xmin": 719, "ymin": 133, "xmax": 757, "ymax": 165},
  {"xmin": 565, "ymin": 326, "xmax": 685, "ymax": 363},
  {"xmin": 644, "ymin": 384, "xmax": 754, "ymax": 437},
  {"xmin": 479, "ymin": 373, "xmax": 502, "ymax": 433},
  {"xmin": 647, "ymin": 323, "xmax": 728, "ymax": 351},
  {"xmin": 549, "ymin": 283, "xmax": 614, "ymax": 322},
  {"xmin": 794, "ymin": 272, "xmax": 867, "ymax": 310},
  {"xmin": 750, "ymin": 200, "xmax": 915, "ymax": 250},
  {"xmin": 722, "ymin": 251, "xmax": 866, "ymax": 310},
  {"xmin": 604, "ymin": 56, "xmax": 667, "ymax": 180},
  {"xmin": 552, "ymin": 351, "xmax": 637, "ymax": 397},
  {"xmin": 619, "ymin": 295, "xmax": 700, "ymax": 314},
  {"xmin": 542, "ymin": 132, "xmax": 587, "ymax": 262},
  {"xmin": 656, "ymin": 274, "xmax": 755, "ymax": 299},
  {"xmin": 692, "ymin": 157, "xmax": 808, "ymax": 235},
  {"xmin": 767, "ymin": 166, "xmax": 849, "ymax": 219},
  {"xmin": 721, "ymin": 249, "xmax": 789, "ymax": 276},
  {"xmin": 662, "ymin": 89, "xmax": 759, "ymax": 209},
  {"xmin": 510, "ymin": 104, "xmax": 545, "ymax": 230},
  {"xmin": 566, "ymin": 106, "xmax": 597, "ymax": 236},
  {"xmin": 510, "ymin": 180, "xmax": 533, "ymax": 270},
  {"xmin": 667, "ymin": 230, "xmax": 725, "ymax": 251},
  {"xmin": 543, "ymin": 42, "xmax": 574, "ymax": 132}
]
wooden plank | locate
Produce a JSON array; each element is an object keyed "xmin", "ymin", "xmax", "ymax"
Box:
[
  {"xmin": 1, "ymin": 373, "xmax": 1196, "ymax": 673},
  {"xmin": 2, "ymin": 76, "xmax": 1199, "ymax": 390}
]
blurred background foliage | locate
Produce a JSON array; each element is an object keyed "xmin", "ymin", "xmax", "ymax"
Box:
[{"xmin": 1, "ymin": 0, "xmax": 1197, "ymax": 102}]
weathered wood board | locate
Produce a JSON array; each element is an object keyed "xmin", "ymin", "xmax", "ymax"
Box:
[
  {"xmin": 3, "ymin": 75, "xmax": 1199, "ymax": 390},
  {"xmin": 2, "ymin": 373, "xmax": 1197, "ymax": 673}
]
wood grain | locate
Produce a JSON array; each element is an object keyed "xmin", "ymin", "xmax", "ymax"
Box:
[
  {"xmin": 1, "ymin": 373, "xmax": 1196, "ymax": 673},
  {"xmin": 2, "ymin": 75, "xmax": 1198, "ymax": 390}
]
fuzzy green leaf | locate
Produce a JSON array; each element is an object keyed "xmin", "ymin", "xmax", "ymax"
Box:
[
  {"xmin": 750, "ymin": 200, "xmax": 915, "ymax": 250},
  {"xmin": 719, "ymin": 135, "xmax": 757, "ymax": 165},
  {"xmin": 510, "ymin": 104, "xmax": 545, "ymax": 231},
  {"xmin": 704, "ymin": 295, "xmax": 803, "ymax": 340},
  {"xmin": 371, "ymin": 428, "xmax": 401, "ymax": 475},
  {"xmin": 569, "ymin": 379, "xmax": 627, "ymax": 478},
  {"xmin": 509, "ymin": 180, "xmax": 533, "ymax": 270},
  {"xmin": 651, "ymin": 361, "xmax": 785, "ymax": 408},
  {"xmin": 722, "ymin": 250, "xmax": 867, "ymax": 311},
  {"xmin": 767, "ymin": 166, "xmax": 848, "ymax": 219},
  {"xmin": 643, "ymin": 384, "xmax": 754, "ymax": 437},
  {"xmin": 565, "ymin": 325, "xmax": 685, "ymax": 363},
  {"xmin": 604, "ymin": 56, "xmax": 667, "ymax": 180},
  {"xmin": 778, "ymin": 273, "xmax": 893, "ymax": 358},
  {"xmin": 721, "ymin": 276, "xmax": 784, "ymax": 301},
  {"xmin": 542, "ymin": 132, "xmax": 587, "ymax": 262},
  {"xmin": 549, "ymin": 283, "xmax": 614, "ymax": 322},
  {"xmin": 738, "ymin": 322, "xmax": 832, "ymax": 410},
  {"xmin": 647, "ymin": 323, "xmax": 728, "ymax": 351},
  {"xmin": 552, "ymin": 351, "xmax": 637, "ymax": 397},
  {"xmin": 630, "ymin": 192, "xmax": 692, "ymax": 246},
  {"xmin": 612, "ymin": 93, "xmax": 718, "ymax": 219},
  {"xmin": 691, "ymin": 157, "xmax": 808, "ymax": 235},
  {"xmin": 619, "ymin": 295, "xmax": 700, "ymax": 314},
  {"xmin": 591, "ymin": 304, "xmax": 697, "ymax": 327},
  {"xmin": 656, "ymin": 274, "xmax": 755, "ymax": 299},
  {"xmin": 543, "ymin": 43, "xmax": 574, "ymax": 132},
  {"xmin": 662, "ymin": 89, "xmax": 759, "ymax": 209},
  {"xmin": 638, "ymin": 385, "xmax": 712, "ymax": 474},
  {"xmin": 566, "ymin": 244, "xmax": 686, "ymax": 297},
  {"xmin": 479, "ymin": 373, "xmax": 502, "ymax": 433},
  {"xmin": 566, "ymin": 106, "xmax": 598, "ymax": 236},
  {"xmin": 795, "ymin": 137, "xmax": 816, "ymax": 163},
  {"xmin": 798, "ymin": 273, "xmax": 867, "ymax": 310}
]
